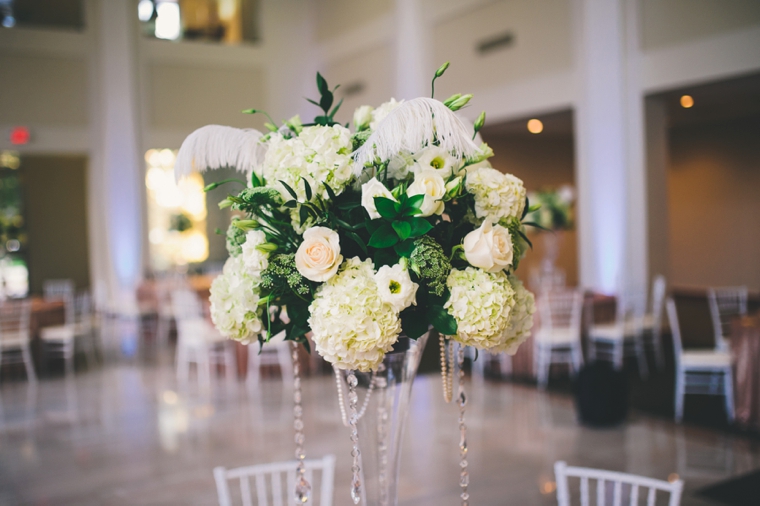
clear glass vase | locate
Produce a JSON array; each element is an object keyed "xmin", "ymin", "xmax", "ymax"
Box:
[{"xmin": 337, "ymin": 332, "xmax": 430, "ymax": 506}]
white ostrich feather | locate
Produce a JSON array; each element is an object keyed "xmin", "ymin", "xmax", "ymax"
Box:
[
  {"xmin": 174, "ymin": 125, "xmax": 267, "ymax": 181},
  {"xmin": 352, "ymin": 97, "xmax": 479, "ymax": 173}
]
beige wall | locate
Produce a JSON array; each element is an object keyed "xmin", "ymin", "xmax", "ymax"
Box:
[
  {"xmin": 641, "ymin": 0, "xmax": 760, "ymax": 51},
  {"xmin": 21, "ymin": 155, "xmax": 90, "ymax": 293},
  {"xmin": 481, "ymin": 127, "xmax": 577, "ymax": 287},
  {"xmin": 313, "ymin": 0, "xmax": 392, "ymax": 42},
  {"xmin": 667, "ymin": 116, "xmax": 760, "ymax": 289}
]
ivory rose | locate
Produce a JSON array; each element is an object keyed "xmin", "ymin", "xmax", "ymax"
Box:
[
  {"xmin": 463, "ymin": 221, "xmax": 513, "ymax": 273},
  {"xmin": 407, "ymin": 169, "xmax": 446, "ymax": 217},
  {"xmin": 295, "ymin": 226, "xmax": 343, "ymax": 282},
  {"xmin": 361, "ymin": 177, "xmax": 395, "ymax": 220}
]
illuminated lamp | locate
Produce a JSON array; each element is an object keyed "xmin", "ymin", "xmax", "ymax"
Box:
[{"xmin": 10, "ymin": 127, "xmax": 30, "ymax": 145}]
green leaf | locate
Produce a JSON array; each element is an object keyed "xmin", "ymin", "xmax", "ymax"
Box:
[
  {"xmin": 299, "ymin": 205, "xmax": 310, "ymax": 226},
  {"xmin": 400, "ymin": 307, "xmax": 429, "ymax": 339},
  {"xmin": 517, "ymin": 230, "xmax": 533, "ymax": 249},
  {"xmin": 306, "ymin": 98, "xmax": 321, "ymax": 108},
  {"xmin": 427, "ymin": 305, "xmax": 457, "ymax": 335},
  {"xmin": 283, "ymin": 200, "xmax": 298, "ymax": 208},
  {"xmin": 329, "ymin": 97, "xmax": 344, "ymax": 119},
  {"xmin": 337, "ymin": 201, "xmax": 361, "ymax": 210},
  {"xmin": 394, "ymin": 239, "xmax": 416, "ymax": 257},
  {"xmin": 323, "ymin": 183, "xmax": 337, "ymax": 201},
  {"xmin": 392, "ymin": 220, "xmax": 412, "ymax": 240},
  {"xmin": 320, "ymin": 90, "xmax": 334, "ymax": 113},
  {"xmin": 368, "ymin": 224, "xmax": 399, "ymax": 248},
  {"xmin": 314, "ymin": 115, "xmax": 330, "ymax": 126},
  {"xmin": 408, "ymin": 218, "xmax": 433, "ymax": 238},
  {"xmin": 250, "ymin": 171, "xmax": 262, "ymax": 188},
  {"xmin": 301, "ymin": 177, "xmax": 313, "ymax": 201},
  {"xmin": 406, "ymin": 194, "xmax": 425, "ymax": 210},
  {"xmin": 521, "ymin": 196, "xmax": 531, "ymax": 219},
  {"xmin": 374, "ymin": 197, "xmax": 398, "ymax": 220},
  {"xmin": 279, "ymin": 180, "xmax": 298, "ymax": 200},
  {"xmin": 345, "ymin": 230, "xmax": 368, "ymax": 255},
  {"xmin": 316, "ymin": 72, "xmax": 329, "ymax": 96},
  {"xmin": 522, "ymin": 221, "xmax": 551, "ymax": 232}
]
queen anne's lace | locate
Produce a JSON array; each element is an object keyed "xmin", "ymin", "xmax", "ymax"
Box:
[
  {"xmin": 309, "ymin": 258, "xmax": 401, "ymax": 372},
  {"xmin": 209, "ymin": 256, "xmax": 263, "ymax": 343},
  {"xmin": 444, "ymin": 267, "xmax": 515, "ymax": 350}
]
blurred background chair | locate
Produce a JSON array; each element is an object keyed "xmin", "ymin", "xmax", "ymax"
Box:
[
  {"xmin": 40, "ymin": 291, "xmax": 96, "ymax": 374},
  {"xmin": 0, "ymin": 299, "xmax": 36, "ymax": 382},
  {"xmin": 642, "ymin": 274, "xmax": 667, "ymax": 370},
  {"xmin": 533, "ymin": 289, "xmax": 584, "ymax": 389},
  {"xmin": 173, "ymin": 289, "xmax": 234, "ymax": 390},
  {"xmin": 43, "ymin": 279, "xmax": 75, "ymax": 301},
  {"xmin": 588, "ymin": 290, "xmax": 649, "ymax": 378},
  {"xmin": 667, "ymin": 298, "xmax": 734, "ymax": 424},
  {"xmin": 708, "ymin": 286, "xmax": 748, "ymax": 352},
  {"xmin": 213, "ymin": 454, "xmax": 336, "ymax": 506},
  {"xmin": 554, "ymin": 460, "xmax": 684, "ymax": 506},
  {"xmin": 247, "ymin": 330, "xmax": 294, "ymax": 388}
]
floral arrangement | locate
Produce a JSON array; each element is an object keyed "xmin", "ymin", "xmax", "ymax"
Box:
[
  {"xmin": 526, "ymin": 185, "xmax": 575, "ymax": 232},
  {"xmin": 176, "ymin": 64, "xmax": 537, "ymax": 372}
]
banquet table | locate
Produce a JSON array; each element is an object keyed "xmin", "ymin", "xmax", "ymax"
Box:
[{"xmin": 731, "ymin": 313, "xmax": 760, "ymax": 430}]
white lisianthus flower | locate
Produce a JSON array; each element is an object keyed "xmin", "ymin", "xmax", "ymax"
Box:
[
  {"xmin": 387, "ymin": 150, "xmax": 415, "ymax": 180},
  {"xmin": 407, "ymin": 169, "xmax": 446, "ymax": 217},
  {"xmin": 295, "ymin": 226, "xmax": 343, "ymax": 282},
  {"xmin": 353, "ymin": 105, "xmax": 373, "ymax": 131},
  {"xmin": 240, "ymin": 230, "xmax": 269, "ymax": 277},
  {"xmin": 463, "ymin": 221, "xmax": 514, "ymax": 273},
  {"xmin": 413, "ymin": 146, "xmax": 461, "ymax": 178},
  {"xmin": 361, "ymin": 177, "xmax": 395, "ymax": 220},
  {"xmin": 370, "ymin": 98, "xmax": 403, "ymax": 130},
  {"xmin": 309, "ymin": 258, "xmax": 402, "ymax": 372},
  {"xmin": 374, "ymin": 263, "xmax": 418, "ymax": 312},
  {"xmin": 209, "ymin": 256, "xmax": 263, "ymax": 343},
  {"xmin": 465, "ymin": 167, "xmax": 526, "ymax": 224},
  {"xmin": 261, "ymin": 124, "xmax": 354, "ymax": 203},
  {"xmin": 444, "ymin": 267, "xmax": 516, "ymax": 350},
  {"xmin": 489, "ymin": 275, "xmax": 535, "ymax": 355}
]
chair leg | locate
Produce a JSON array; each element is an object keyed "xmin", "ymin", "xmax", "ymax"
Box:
[
  {"xmin": 22, "ymin": 344, "xmax": 37, "ymax": 383},
  {"xmin": 613, "ymin": 341, "xmax": 624, "ymax": 371},
  {"xmin": 176, "ymin": 344, "xmax": 189, "ymax": 385},
  {"xmin": 724, "ymin": 369, "xmax": 735, "ymax": 424},
  {"xmin": 588, "ymin": 338, "xmax": 597, "ymax": 362},
  {"xmin": 499, "ymin": 353, "xmax": 512, "ymax": 378},
  {"xmin": 675, "ymin": 369, "xmax": 685, "ymax": 423},
  {"xmin": 537, "ymin": 346, "xmax": 549, "ymax": 390},
  {"xmin": 635, "ymin": 336, "xmax": 649, "ymax": 379},
  {"xmin": 653, "ymin": 330, "xmax": 665, "ymax": 370},
  {"xmin": 571, "ymin": 343, "xmax": 584, "ymax": 376}
]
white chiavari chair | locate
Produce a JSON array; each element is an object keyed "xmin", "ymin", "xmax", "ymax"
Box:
[
  {"xmin": 667, "ymin": 298, "xmax": 734, "ymax": 423},
  {"xmin": 247, "ymin": 330, "xmax": 294, "ymax": 388},
  {"xmin": 0, "ymin": 299, "xmax": 36, "ymax": 381},
  {"xmin": 43, "ymin": 279, "xmax": 75, "ymax": 301},
  {"xmin": 642, "ymin": 275, "xmax": 667, "ymax": 370},
  {"xmin": 707, "ymin": 286, "xmax": 748, "ymax": 352},
  {"xmin": 554, "ymin": 461, "xmax": 683, "ymax": 506},
  {"xmin": 534, "ymin": 289, "xmax": 584, "ymax": 389},
  {"xmin": 214, "ymin": 455, "xmax": 336, "ymax": 506}
]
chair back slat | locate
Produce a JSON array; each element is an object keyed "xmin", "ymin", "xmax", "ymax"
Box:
[
  {"xmin": 43, "ymin": 279, "xmax": 75, "ymax": 301},
  {"xmin": 172, "ymin": 289, "xmax": 204, "ymax": 321},
  {"xmin": 0, "ymin": 299, "xmax": 31, "ymax": 343},
  {"xmin": 540, "ymin": 289, "xmax": 583, "ymax": 332},
  {"xmin": 708, "ymin": 286, "xmax": 748, "ymax": 351},
  {"xmin": 554, "ymin": 461, "xmax": 683, "ymax": 506},
  {"xmin": 214, "ymin": 455, "xmax": 335, "ymax": 506},
  {"xmin": 666, "ymin": 298, "xmax": 683, "ymax": 368}
]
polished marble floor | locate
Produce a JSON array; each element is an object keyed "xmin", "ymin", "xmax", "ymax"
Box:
[{"xmin": 0, "ymin": 360, "xmax": 758, "ymax": 506}]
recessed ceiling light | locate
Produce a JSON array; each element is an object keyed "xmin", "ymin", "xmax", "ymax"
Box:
[
  {"xmin": 680, "ymin": 95, "xmax": 694, "ymax": 108},
  {"xmin": 527, "ymin": 119, "xmax": 543, "ymax": 134}
]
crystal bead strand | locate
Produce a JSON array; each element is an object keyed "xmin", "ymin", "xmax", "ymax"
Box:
[
  {"xmin": 292, "ymin": 343, "xmax": 311, "ymax": 504},
  {"xmin": 347, "ymin": 372, "xmax": 362, "ymax": 504},
  {"xmin": 334, "ymin": 368, "xmax": 377, "ymax": 427},
  {"xmin": 375, "ymin": 364, "xmax": 389, "ymax": 506},
  {"xmin": 457, "ymin": 344, "xmax": 469, "ymax": 506},
  {"xmin": 440, "ymin": 335, "xmax": 453, "ymax": 403}
]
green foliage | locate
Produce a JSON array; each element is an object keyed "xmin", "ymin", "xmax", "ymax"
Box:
[
  {"xmin": 169, "ymin": 213, "xmax": 193, "ymax": 232},
  {"xmin": 306, "ymin": 72, "xmax": 343, "ymax": 126},
  {"xmin": 409, "ymin": 235, "xmax": 451, "ymax": 297},
  {"xmin": 260, "ymin": 254, "xmax": 312, "ymax": 298},
  {"xmin": 231, "ymin": 187, "xmax": 283, "ymax": 213},
  {"xmin": 226, "ymin": 217, "xmax": 247, "ymax": 257},
  {"xmin": 367, "ymin": 194, "xmax": 432, "ymax": 248}
]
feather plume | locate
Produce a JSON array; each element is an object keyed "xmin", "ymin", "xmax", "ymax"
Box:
[
  {"xmin": 352, "ymin": 97, "xmax": 479, "ymax": 173},
  {"xmin": 174, "ymin": 125, "xmax": 267, "ymax": 181}
]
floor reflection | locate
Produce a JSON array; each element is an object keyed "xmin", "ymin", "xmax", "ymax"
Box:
[{"xmin": 0, "ymin": 357, "xmax": 757, "ymax": 505}]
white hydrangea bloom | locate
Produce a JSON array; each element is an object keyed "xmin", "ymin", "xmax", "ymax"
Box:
[
  {"xmin": 240, "ymin": 230, "xmax": 269, "ymax": 277},
  {"xmin": 488, "ymin": 275, "xmax": 535, "ymax": 355},
  {"xmin": 465, "ymin": 167, "xmax": 526, "ymax": 225},
  {"xmin": 444, "ymin": 267, "xmax": 515, "ymax": 350},
  {"xmin": 370, "ymin": 98, "xmax": 403, "ymax": 131},
  {"xmin": 261, "ymin": 124, "xmax": 355, "ymax": 203},
  {"xmin": 309, "ymin": 257, "xmax": 402, "ymax": 372},
  {"xmin": 387, "ymin": 150, "xmax": 415, "ymax": 180},
  {"xmin": 209, "ymin": 256, "xmax": 263, "ymax": 343}
]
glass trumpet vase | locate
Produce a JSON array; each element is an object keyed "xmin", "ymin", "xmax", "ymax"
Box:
[{"xmin": 337, "ymin": 332, "xmax": 430, "ymax": 506}]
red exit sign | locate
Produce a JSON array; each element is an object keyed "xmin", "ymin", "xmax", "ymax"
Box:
[{"xmin": 10, "ymin": 126, "xmax": 31, "ymax": 145}]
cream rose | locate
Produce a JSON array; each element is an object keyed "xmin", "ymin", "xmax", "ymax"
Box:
[
  {"xmin": 361, "ymin": 177, "xmax": 395, "ymax": 220},
  {"xmin": 463, "ymin": 221, "xmax": 513, "ymax": 273},
  {"xmin": 295, "ymin": 226, "xmax": 343, "ymax": 282},
  {"xmin": 407, "ymin": 169, "xmax": 446, "ymax": 217}
]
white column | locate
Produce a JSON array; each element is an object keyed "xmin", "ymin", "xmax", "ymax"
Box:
[
  {"xmin": 573, "ymin": 0, "xmax": 647, "ymax": 293},
  {"xmin": 88, "ymin": 0, "xmax": 144, "ymax": 303},
  {"xmin": 394, "ymin": 0, "xmax": 429, "ymax": 100}
]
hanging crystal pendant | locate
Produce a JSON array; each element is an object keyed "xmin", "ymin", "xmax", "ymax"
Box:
[
  {"xmin": 457, "ymin": 344, "xmax": 469, "ymax": 506},
  {"xmin": 292, "ymin": 343, "xmax": 311, "ymax": 504},
  {"xmin": 347, "ymin": 371, "xmax": 362, "ymax": 504}
]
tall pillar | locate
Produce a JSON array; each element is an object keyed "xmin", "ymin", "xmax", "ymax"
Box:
[
  {"xmin": 573, "ymin": 0, "xmax": 647, "ymax": 293},
  {"xmin": 394, "ymin": 0, "xmax": 429, "ymax": 100},
  {"xmin": 88, "ymin": 0, "xmax": 144, "ymax": 304}
]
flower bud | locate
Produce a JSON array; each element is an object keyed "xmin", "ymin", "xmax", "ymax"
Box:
[
  {"xmin": 233, "ymin": 219, "xmax": 260, "ymax": 231},
  {"xmin": 435, "ymin": 61, "xmax": 450, "ymax": 78},
  {"xmin": 218, "ymin": 198, "xmax": 233, "ymax": 209},
  {"xmin": 443, "ymin": 93, "xmax": 462, "ymax": 107},
  {"xmin": 474, "ymin": 111, "xmax": 486, "ymax": 132},
  {"xmin": 445, "ymin": 176, "xmax": 463, "ymax": 199},
  {"xmin": 447, "ymin": 94, "xmax": 473, "ymax": 111},
  {"xmin": 255, "ymin": 242, "xmax": 278, "ymax": 253}
]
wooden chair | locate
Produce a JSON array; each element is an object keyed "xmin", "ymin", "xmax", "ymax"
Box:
[
  {"xmin": 214, "ymin": 455, "xmax": 336, "ymax": 506},
  {"xmin": 554, "ymin": 460, "xmax": 683, "ymax": 506},
  {"xmin": 667, "ymin": 298, "xmax": 734, "ymax": 423},
  {"xmin": 0, "ymin": 299, "xmax": 36, "ymax": 382},
  {"xmin": 707, "ymin": 286, "xmax": 747, "ymax": 352},
  {"xmin": 534, "ymin": 289, "xmax": 584, "ymax": 389}
]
